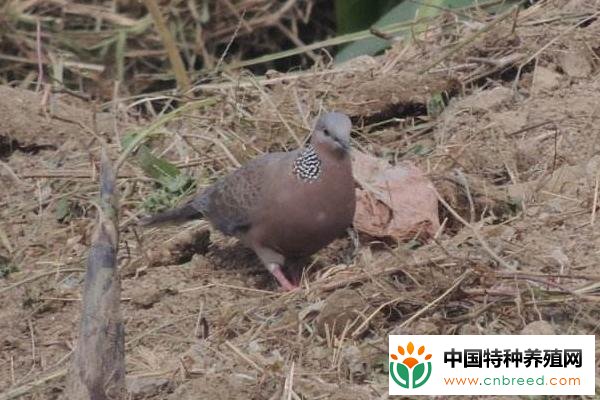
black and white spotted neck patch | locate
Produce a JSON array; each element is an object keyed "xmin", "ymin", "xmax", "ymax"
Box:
[{"xmin": 292, "ymin": 144, "xmax": 322, "ymax": 182}]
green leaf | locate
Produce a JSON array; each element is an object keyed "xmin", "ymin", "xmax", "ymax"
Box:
[
  {"xmin": 336, "ymin": 0, "xmax": 400, "ymax": 35},
  {"xmin": 115, "ymin": 30, "xmax": 127, "ymax": 82},
  {"xmin": 427, "ymin": 91, "xmax": 446, "ymax": 117},
  {"xmin": 413, "ymin": 361, "xmax": 432, "ymax": 388},
  {"xmin": 396, "ymin": 362, "xmax": 410, "ymax": 388},
  {"xmin": 55, "ymin": 197, "xmax": 71, "ymax": 222},
  {"xmin": 122, "ymin": 132, "xmax": 198, "ymax": 213},
  {"xmin": 120, "ymin": 132, "xmax": 138, "ymax": 149},
  {"xmin": 137, "ymin": 145, "xmax": 181, "ymax": 182},
  {"xmin": 55, "ymin": 197, "xmax": 84, "ymax": 222},
  {"xmin": 163, "ymin": 173, "xmax": 195, "ymax": 193},
  {"xmin": 413, "ymin": 362, "xmax": 425, "ymax": 384},
  {"xmin": 0, "ymin": 255, "xmax": 17, "ymax": 279},
  {"xmin": 334, "ymin": 0, "xmax": 513, "ymax": 63}
]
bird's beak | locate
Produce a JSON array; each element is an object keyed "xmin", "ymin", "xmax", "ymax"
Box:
[{"xmin": 334, "ymin": 137, "xmax": 350, "ymax": 152}]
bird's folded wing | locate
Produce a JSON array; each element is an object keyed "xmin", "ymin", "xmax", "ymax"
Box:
[{"xmin": 194, "ymin": 152, "xmax": 291, "ymax": 236}]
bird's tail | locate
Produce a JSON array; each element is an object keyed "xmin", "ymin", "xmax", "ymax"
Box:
[{"xmin": 138, "ymin": 204, "xmax": 203, "ymax": 226}]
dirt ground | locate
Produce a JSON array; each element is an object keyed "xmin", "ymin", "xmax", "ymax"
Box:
[{"xmin": 1, "ymin": 1, "xmax": 599, "ymax": 399}]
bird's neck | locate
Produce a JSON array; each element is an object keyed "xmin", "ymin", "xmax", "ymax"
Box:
[
  {"xmin": 292, "ymin": 144, "xmax": 321, "ymax": 182},
  {"xmin": 312, "ymin": 140, "xmax": 350, "ymax": 161},
  {"xmin": 292, "ymin": 143, "xmax": 350, "ymax": 182}
]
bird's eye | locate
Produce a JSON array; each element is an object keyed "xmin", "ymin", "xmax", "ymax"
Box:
[{"xmin": 323, "ymin": 129, "xmax": 330, "ymax": 136}]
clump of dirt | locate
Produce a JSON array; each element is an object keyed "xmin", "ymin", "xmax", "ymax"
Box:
[{"xmin": 1, "ymin": 1, "xmax": 599, "ymax": 399}]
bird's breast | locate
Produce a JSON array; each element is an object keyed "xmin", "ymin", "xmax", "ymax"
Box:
[{"xmin": 256, "ymin": 161, "xmax": 355, "ymax": 257}]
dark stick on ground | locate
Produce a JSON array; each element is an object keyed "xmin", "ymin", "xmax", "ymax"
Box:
[{"xmin": 65, "ymin": 150, "xmax": 126, "ymax": 399}]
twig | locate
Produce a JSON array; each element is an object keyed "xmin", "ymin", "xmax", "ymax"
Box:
[
  {"xmin": 0, "ymin": 268, "xmax": 85, "ymax": 295},
  {"xmin": 19, "ymin": 171, "xmax": 141, "ymax": 180},
  {"xmin": 351, "ymin": 295, "xmax": 405, "ymax": 338},
  {"xmin": 225, "ymin": 340, "xmax": 264, "ymax": 373},
  {"xmin": 434, "ymin": 190, "xmax": 516, "ymax": 270},
  {"xmin": 314, "ymin": 255, "xmax": 448, "ymax": 292},
  {"xmin": 143, "ymin": 0, "xmax": 191, "ymax": 91},
  {"xmin": 514, "ymin": 11, "xmax": 600, "ymax": 88},
  {"xmin": 114, "ymin": 98, "xmax": 217, "ymax": 171},
  {"xmin": 220, "ymin": 0, "xmax": 252, "ymax": 32},
  {"xmin": 369, "ymin": 27, "xmax": 398, "ymax": 41},
  {"xmin": 249, "ymin": 75, "xmax": 302, "ymax": 146},
  {"xmin": 506, "ymin": 120, "xmax": 556, "ymax": 137},
  {"xmin": 192, "ymin": 67, "xmax": 363, "ymax": 92},
  {"xmin": 35, "ymin": 19, "xmax": 43, "ymax": 92},
  {"xmin": 420, "ymin": 3, "xmax": 521, "ymax": 73},
  {"xmin": 0, "ymin": 160, "xmax": 23, "ymax": 184},
  {"xmin": 495, "ymin": 271, "xmax": 600, "ymax": 281},
  {"xmin": 28, "ymin": 319, "xmax": 36, "ymax": 369},
  {"xmin": 214, "ymin": 9, "xmax": 246, "ymax": 73},
  {"xmin": 591, "ymin": 173, "xmax": 599, "ymax": 225},
  {"xmin": 283, "ymin": 361, "xmax": 295, "ymax": 400},
  {"xmin": 466, "ymin": 53, "xmax": 524, "ymax": 68},
  {"xmin": 47, "ymin": 0, "xmax": 139, "ymax": 26},
  {"xmin": 0, "ymin": 368, "xmax": 67, "ymax": 400},
  {"xmin": 398, "ymin": 269, "xmax": 471, "ymax": 329},
  {"xmin": 126, "ymin": 314, "xmax": 197, "ymax": 346},
  {"xmin": 277, "ymin": 22, "xmax": 319, "ymax": 62},
  {"xmin": 180, "ymin": 281, "xmax": 275, "ymax": 295}
]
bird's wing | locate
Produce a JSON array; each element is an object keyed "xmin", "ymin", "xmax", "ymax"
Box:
[{"xmin": 192, "ymin": 152, "xmax": 292, "ymax": 236}]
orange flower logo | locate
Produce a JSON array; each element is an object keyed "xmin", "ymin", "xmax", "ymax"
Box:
[{"xmin": 391, "ymin": 341, "xmax": 432, "ymax": 368}]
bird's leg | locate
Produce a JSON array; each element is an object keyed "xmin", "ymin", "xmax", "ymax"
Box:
[
  {"xmin": 253, "ymin": 245, "xmax": 298, "ymax": 291},
  {"xmin": 286, "ymin": 266, "xmax": 303, "ymax": 287},
  {"xmin": 267, "ymin": 263, "xmax": 298, "ymax": 291}
]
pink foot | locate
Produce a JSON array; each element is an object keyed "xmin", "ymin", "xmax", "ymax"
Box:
[{"xmin": 268, "ymin": 264, "xmax": 299, "ymax": 291}]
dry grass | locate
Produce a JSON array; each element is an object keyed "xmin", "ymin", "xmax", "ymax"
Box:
[
  {"xmin": 1, "ymin": 0, "xmax": 600, "ymax": 399},
  {"xmin": 0, "ymin": 0, "xmax": 332, "ymax": 94}
]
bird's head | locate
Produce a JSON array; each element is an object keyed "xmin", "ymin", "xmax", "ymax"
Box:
[{"xmin": 311, "ymin": 112, "xmax": 352, "ymax": 156}]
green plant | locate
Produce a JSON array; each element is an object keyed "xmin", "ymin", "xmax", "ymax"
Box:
[
  {"xmin": 121, "ymin": 133, "xmax": 196, "ymax": 213},
  {"xmin": 335, "ymin": 0, "xmax": 522, "ymax": 63}
]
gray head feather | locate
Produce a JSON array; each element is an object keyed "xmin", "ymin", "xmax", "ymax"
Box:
[{"xmin": 313, "ymin": 111, "xmax": 352, "ymax": 151}]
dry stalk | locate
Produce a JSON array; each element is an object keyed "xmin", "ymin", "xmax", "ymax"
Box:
[
  {"xmin": 225, "ymin": 340, "xmax": 265, "ymax": 374},
  {"xmin": 398, "ymin": 269, "xmax": 471, "ymax": 329},
  {"xmin": 434, "ymin": 190, "xmax": 515, "ymax": 271},
  {"xmin": 0, "ymin": 268, "xmax": 85, "ymax": 295},
  {"xmin": 420, "ymin": 3, "xmax": 521, "ymax": 73},
  {"xmin": 143, "ymin": 0, "xmax": 191, "ymax": 92},
  {"xmin": 314, "ymin": 255, "xmax": 448, "ymax": 292},
  {"xmin": 514, "ymin": 11, "xmax": 600, "ymax": 88}
]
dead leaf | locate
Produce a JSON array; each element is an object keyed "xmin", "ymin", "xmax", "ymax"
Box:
[{"xmin": 352, "ymin": 150, "xmax": 440, "ymax": 241}]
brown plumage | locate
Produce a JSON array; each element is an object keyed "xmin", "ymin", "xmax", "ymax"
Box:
[{"xmin": 140, "ymin": 112, "xmax": 356, "ymax": 290}]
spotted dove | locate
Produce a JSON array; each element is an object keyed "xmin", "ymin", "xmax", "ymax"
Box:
[{"xmin": 141, "ymin": 112, "xmax": 356, "ymax": 290}]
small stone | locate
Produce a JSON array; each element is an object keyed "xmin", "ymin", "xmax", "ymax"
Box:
[
  {"xmin": 521, "ymin": 320, "xmax": 556, "ymax": 335},
  {"xmin": 126, "ymin": 376, "xmax": 170, "ymax": 397},
  {"xmin": 532, "ymin": 66, "xmax": 561, "ymax": 94},
  {"xmin": 315, "ymin": 289, "xmax": 364, "ymax": 336},
  {"xmin": 559, "ymin": 48, "xmax": 593, "ymax": 78},
  {"xmin": 459, "ymin": 86, "xmax": 513, "ymax": 112},
  {"xmin": 340, "ymin": 345, "xmax": 368, "ymax": 381},
  {"xmin": 492, "ymin": 110, "xmax": 527, "ymax": 133},
  {"xmin": 131, "ymin": 289, "xmax": 164, "ymax": 308}
]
